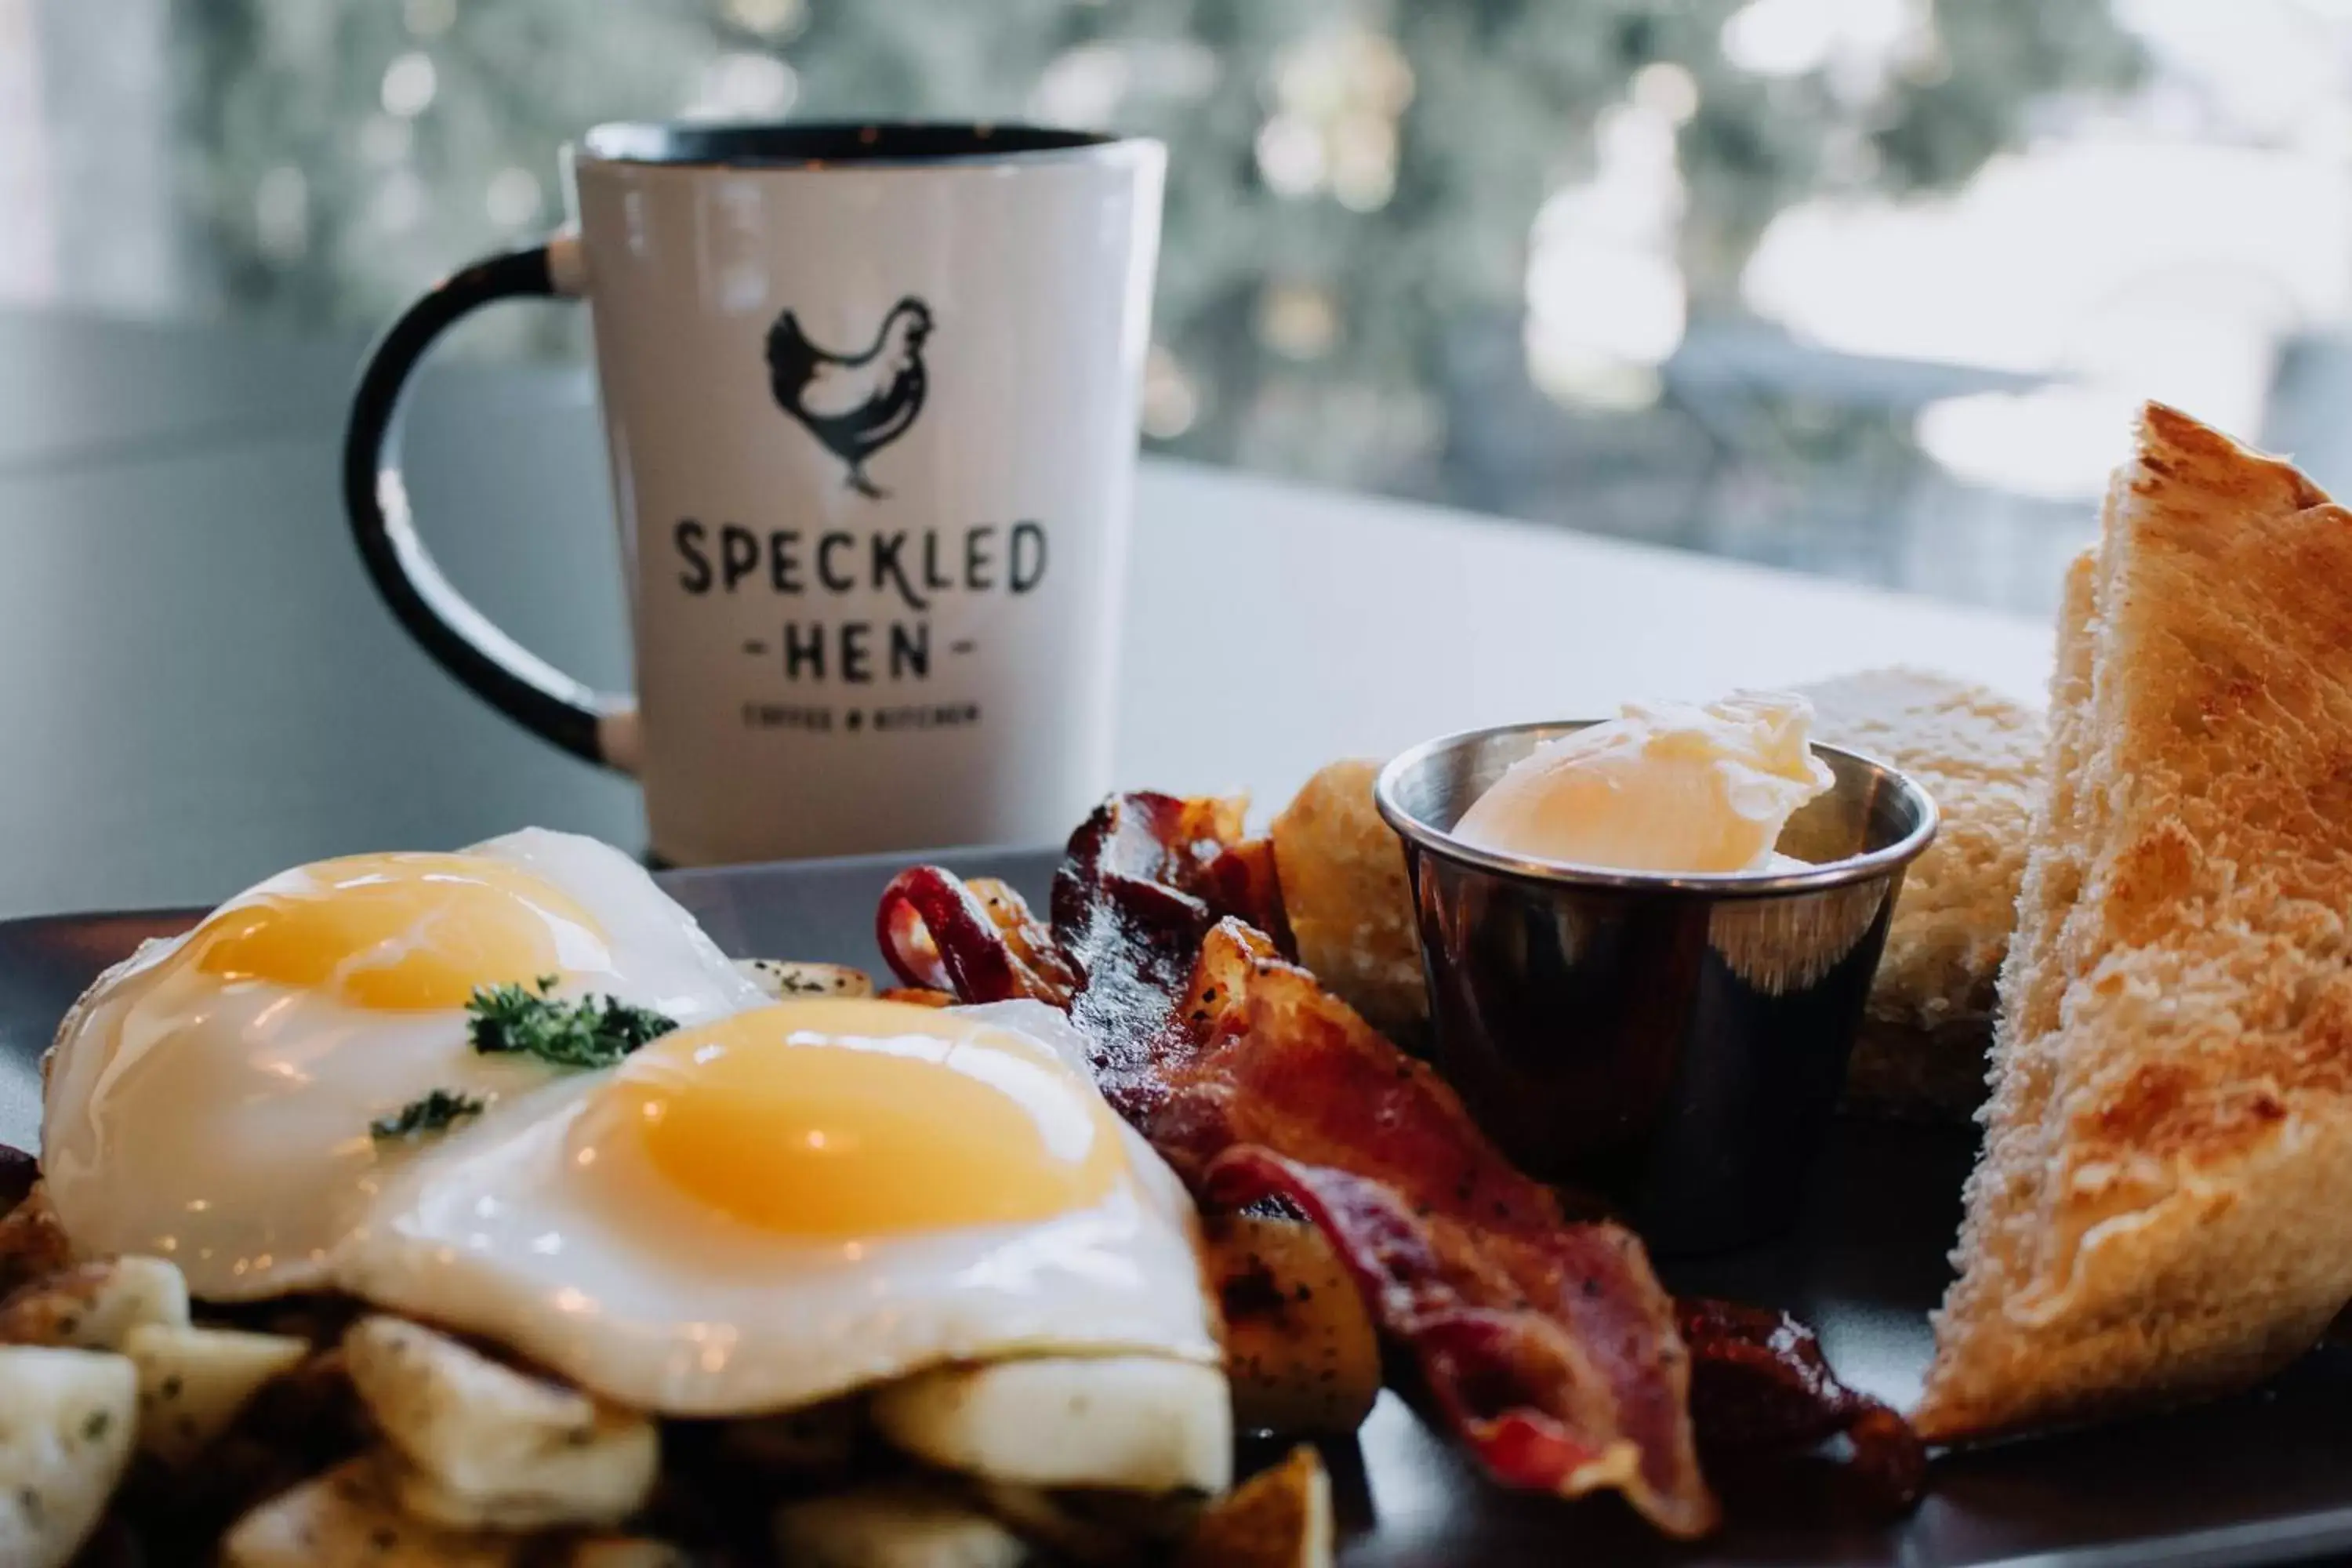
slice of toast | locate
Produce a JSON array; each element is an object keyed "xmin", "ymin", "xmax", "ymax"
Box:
[
  {"xmin": 1801, "ymin": 670, "xmax": 2043, "ymax": 1119},
  {"xmin": 1914, "ymin": 403, "xmax": 2352, "ymax": 1442}
]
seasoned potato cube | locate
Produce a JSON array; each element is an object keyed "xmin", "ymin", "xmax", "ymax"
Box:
[
  {"xmin": 124, "ymin": 1323, "xmax": 308, "ymax": 1465},
  {"xmin": 1269, "ymin": 759, "xmax": 1427, "ymax": 1044},
  {"xmin": 219, "ymin": 1454, "xmax": 521, "ymax": 1568},
  {"xmin": 106, "ymin": 1345, "xmax": 365, "ymax": 1556},
  {"xmin": 871, "ymin": 1356, "xmax": 1231, "ymax": 1494},
  {"xmin": 0, "ymin": 1185, "xmax": 71, "ymax": 1301},
  {"xmin": 737, "ymin": 958, "xmax": 873, "ymax": 1000},
  {"xmin": 379, "ymin": 1445, "xmax": 650, "ymax": 1534},
  {"xmin": 343, "ymin": 1315, "xmax": 655, "ymax": 1530},
  {"xmin": 1205, "ymin": 1213, "xmax": 1381, "ymax": 1436},
  {"xmin": 774, "ymin": 1484, "xmax": 1031, "ymax": 1568},
  {"xmin": 0, "ymin": 1255, "xmax": 187, "ymax": 1352},
  {"xmin": 0, "ymin": 1345, "xmax": 138, "ymax": 1568},
  {"xmin": 1177, "ymin": 1445, "xmax": 1333, "ymax": 1568}
]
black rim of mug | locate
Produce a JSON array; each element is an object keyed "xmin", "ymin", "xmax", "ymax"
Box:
[{"xmin": 579, "ymin": 120, "xmax": 1150, "ymax": 168}]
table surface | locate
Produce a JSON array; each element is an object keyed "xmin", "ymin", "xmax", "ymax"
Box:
[{"xmin": 0, "ymin": 306, "xmax": 2054, "ymax": 918}]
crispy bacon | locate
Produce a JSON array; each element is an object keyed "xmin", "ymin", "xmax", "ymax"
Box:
[
  {"xmin": 1206, "ymin": 1148, "xmax": 1711, "ymax": 1534},
  {"xmin": 1677, "ymin": 1298, "xmax": 1925, "ymax": 1509},
  {"xmin": 1165, "ymin": 924, "xmax": 1708, "ymax": 1534},
  {"xmin": 880, "ymin": 794, "xmax": 1712, "ymax": 1536},
  {"xmin": 875, "ymin": 868, "xmax": 1077, "ymax": 1005},
  {"xmin": 877, "ymin": 792, "xmax": 1915, "ymax": 1537}
]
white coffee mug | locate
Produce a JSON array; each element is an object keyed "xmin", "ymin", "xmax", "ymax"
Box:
[{"xmin": 344, "ymin": 122, "xmax": 1165, "ymax": 865}]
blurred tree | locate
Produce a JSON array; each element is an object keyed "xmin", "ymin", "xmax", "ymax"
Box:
[{"xmin": 174, "ymin": 0, "xmax": 2140, "ymax": 494}]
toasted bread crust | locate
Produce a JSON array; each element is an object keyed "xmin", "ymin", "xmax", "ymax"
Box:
[
  {"xmin": 1915, "ymin": 404, "xmax": 2352, "ymax": 1441},
  {"xmin": 1269, "ymin": 760, "xmax": 1427, "ymax": 1044}
]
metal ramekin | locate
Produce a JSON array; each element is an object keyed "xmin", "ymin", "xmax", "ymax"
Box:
[{"xmin": 1374, "ymin": 721, "xmax": 1939, "ymax": 1254}]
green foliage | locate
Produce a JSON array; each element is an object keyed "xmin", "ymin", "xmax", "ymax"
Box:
[
  {"xmin": 370, "ymin": 1087, "xmax": 487, "ymax": 1141},
  {"xmin": 172, "ymin": 0, "xmax": 2141, "ymax": 488},
  {"xmin": 466, "ymin": 975, "xmax": 678, "ymax": 1070}
]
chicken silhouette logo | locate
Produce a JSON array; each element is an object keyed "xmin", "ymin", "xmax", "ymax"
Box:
[{"xmin": 764, "ymin": 297, "xmax": 934, "ymax": 499}]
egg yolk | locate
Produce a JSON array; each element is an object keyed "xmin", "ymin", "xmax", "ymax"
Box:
[
  {"xmin": 186, "ymin": 853, "xmax": 608, "ymax": 1011},
  {"xmin": 609, "ymin": 1000, "xmax": 1127, "ymax": 1239}
]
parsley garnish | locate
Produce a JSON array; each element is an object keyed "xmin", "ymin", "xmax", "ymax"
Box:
[
  {"xmin": 371, "ymin": 1088, "xmax": 485, "ymax": 1142},
  {"xmin": 466, "ymin": 975, "xmax": 678, "ymax": 1070}
]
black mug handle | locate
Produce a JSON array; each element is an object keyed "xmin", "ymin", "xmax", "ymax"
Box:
[{"xmin": 340, "ymin": 236, "xmax": 636, "ymax": 771}]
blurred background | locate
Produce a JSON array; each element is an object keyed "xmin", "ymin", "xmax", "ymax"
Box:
[{"xmin": 9, "ymin": 0, "xmax": 2350, "ymax": 616}]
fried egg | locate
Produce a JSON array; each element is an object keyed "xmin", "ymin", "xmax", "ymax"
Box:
[
  {"xmin": 333, "ymin": 997, "xmax": 1220, "ymax": 1415},
  {"xmin": 42, "ymin": 829, "xmax": 764, "ymax": 1300}
]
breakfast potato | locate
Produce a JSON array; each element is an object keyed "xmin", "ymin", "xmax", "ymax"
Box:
[
  {"xmin": 381, "ymin": 1449, "xmax": 597, "ymax": 1533},
  {"xmin": 118, "ymin": 1345, "xmax": 371, "ymax": 1563},
  {"xmin": 0, "ymin": 1345, "xmax": 139, "ymax": 1568},
  {"xmin": 773, "ymin": 1483, "xmax": 1031, "ymax": 1568},
  {"xmin": 0, "ymin": 1185, "xmax": 76, "ymax": 1299},
  {"xmin": 737, "ymin": 958, "xmax": 874, "ymax": 1000},
  {"xmin": 219, "ymin": 1454, "xmax": 521, "ymax": 1568},
  {"xmin": 0, "ymin": 1255, "xmax": 188, "ymax": 1351},
  {"xmin": 123, "ymin": 1323, "xmax": 309, "ymax": 1465},
  {"xmin": 1177, "ymin": 1445, "xmax": 1334, "ymax": 1568},
  {"xmin": 1267, "ymin": 760, "xmax": 1427, "ymax": 1045},
  {"xmin": 870, "ymin": 1355, "xmax": 1232, "ymax": 1494},
  {"xmin": 343, "ymin": 1315, "xmax": 657, "ymax": 1530},
  {"xmin": 1205, "ymin": 1213, "xmax": 1382, "ymax": 1436}
]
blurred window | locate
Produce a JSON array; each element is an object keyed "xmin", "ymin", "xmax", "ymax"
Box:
[{"xmin": 14, "ymin": 0, "xmax": 2345, "ymax": 615}]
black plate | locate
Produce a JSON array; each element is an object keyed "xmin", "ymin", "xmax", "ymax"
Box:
[{"xmin": 6, "ymin": 848, "xmax": 2351, "ymax": 1567}]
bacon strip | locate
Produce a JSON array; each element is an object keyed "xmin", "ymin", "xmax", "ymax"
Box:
[
  {"xmin": 880, "ymin": 796, "xmax": 1713, "ymax": 1535},
  {"xmin": 875, "ymin": 867, "xmax": 1076, "ymax": 1005},
  {"xmin": 1157, "ymin": 913, "xmax": 1711, "ymax": 1534},
  {"xmin": 877, "ymin": 793, "xmax": 1914, "ymax": 1534},
  {"xmin": 1205, "ymin": 1148, "xmax": 1711, "ymax": 1534},
  {"xmin": 1677, "ymin": 1298, "xmax": 1925, "ymax": 1508}
]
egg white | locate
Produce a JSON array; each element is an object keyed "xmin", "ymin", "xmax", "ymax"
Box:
[
  {"xmin": 40, "ymin": 829, "xmax": 765, "ymax": 1301},
  {"xmin": 331, "ymin": 1000, "xmax": 1221, "ymax": 1417}
]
